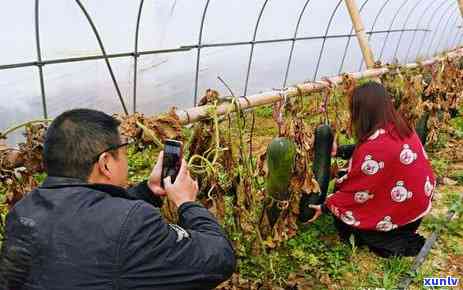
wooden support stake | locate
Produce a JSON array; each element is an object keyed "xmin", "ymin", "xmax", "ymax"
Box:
[
  {"xmin": 344, "ymin": 0, "xmax": 376, "ymax": 69},
  {"xmin": 459, "ymin": 0, "xmax": 463, "ymax": 18},
  {"xmin": 176, "ymin": 48, "xmax": 463, "ymax": 125}
]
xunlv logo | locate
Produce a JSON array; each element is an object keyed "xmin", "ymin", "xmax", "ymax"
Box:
[{"xmin": 423, "ymin": 276, "xmax": 459, "ymax": 287}]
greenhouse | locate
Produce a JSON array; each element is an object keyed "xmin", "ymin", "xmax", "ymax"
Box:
[{"xmin": 1, "ymin": 0, "xmax": 463, "ymax": 289}]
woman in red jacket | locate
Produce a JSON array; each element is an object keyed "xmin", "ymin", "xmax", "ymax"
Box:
[{"xmin": 310, "ymin": 81, "xmax": 435, "ymax": 257}]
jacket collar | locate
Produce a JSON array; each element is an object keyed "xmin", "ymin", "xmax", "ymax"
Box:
[{"xmin": 40, "ymin": 176, "xmax": 133, "ymax": 200}]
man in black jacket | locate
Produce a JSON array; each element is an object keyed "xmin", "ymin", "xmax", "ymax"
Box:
[{"xmin": 0, "ymin": 109, "xmax": 235, "ymax": 290}]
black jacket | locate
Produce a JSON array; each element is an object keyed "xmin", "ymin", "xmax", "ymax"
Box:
[{"xmin": 0, "ymin": 176, "xmax": 235, "ymax": 290}]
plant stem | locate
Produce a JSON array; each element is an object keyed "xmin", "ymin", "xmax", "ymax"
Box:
[
  {"xmin": 0, "ymin": 119, "xmax": 53, "ymax": 139},
  {"xmin": 135, "ymin": 121, "xmax": 163, "ymax": 148}
]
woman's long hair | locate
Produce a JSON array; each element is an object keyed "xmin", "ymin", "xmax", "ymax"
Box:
[{"xmin": 350, "ymin": 81, "xmax": 412, "ymax": 142}]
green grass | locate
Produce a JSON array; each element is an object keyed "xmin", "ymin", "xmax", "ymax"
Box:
[
  {"xmin": 254, "ymin": 105, "xmax": 273, "ymax": 119},
  {"xmin": 106, "ymin": 112, "xmax": 463, "ymax": 289}
]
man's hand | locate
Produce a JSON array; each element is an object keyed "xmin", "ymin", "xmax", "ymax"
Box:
[
  {"xmin": 163, "ymin": 159, "xmax": 198, "ymax": 208},
  {"xmin": 148, "ymin": 151, "xmax": 167, "ymax": 196}
]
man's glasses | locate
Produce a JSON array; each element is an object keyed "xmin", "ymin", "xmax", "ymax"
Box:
[{"xmin": 92, "ymin": 137, "xmax": 132, "ymax": 164}]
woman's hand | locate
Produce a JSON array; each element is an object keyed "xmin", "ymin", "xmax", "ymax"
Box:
[
  {"xmin": 307, "ymin": 204, "xmax": 323, "ymax": 223},
  {"xmin": 331, "ymin": 137, "xmax": 338, "ymax": 157}
]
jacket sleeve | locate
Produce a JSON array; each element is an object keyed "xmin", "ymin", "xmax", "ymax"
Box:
[
  {"xmin": 118, "ymin": 201, "xmax": 236, "ymax": 290},
  {"xmin": 0, "ymin": 211, "xmax": 36, "ymax": 290},
  {"xmin": 126, "ymin": 181, "xmax": 163, "ymax": 208}
]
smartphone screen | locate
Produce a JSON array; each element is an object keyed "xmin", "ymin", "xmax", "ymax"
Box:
[{"xmin": 161, "ymin": 140, "xmax": 183, "ymax": 188}]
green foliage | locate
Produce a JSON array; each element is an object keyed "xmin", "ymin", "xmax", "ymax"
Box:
[
  {"xmin": 237, "ymin": 214, "xmax": 352, "ymax": 286},
  {"xmin": 254, "ymin": 105, "xmax": 273, "ymax": 118},
  {"xmin": 363, "ymin": 257, "xmax": 412, "ymax": 289},
  {"xmin": 450, "ymin": 170, "xmax": 463, "ymax": 185},
  {"xmin": 450, "ymin": 115, "xmax": 463, "ymax": 138},
  {"xmin": 127, "ymin": 145, "xmax": 159, "ymax": 183},
  {"xmin": 431, "ymin": 157, "xmax": 449, "ymax": 177},
  {"xmin": 33, "ymin": 172, "xmax": 47, "ymax": 184}
]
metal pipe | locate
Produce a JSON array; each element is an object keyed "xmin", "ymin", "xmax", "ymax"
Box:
[
  {"xmin": 133, "ymin": 0, "xmax": 145, "ymax": 114},
  {"xmin": 450, "ymin": 22, "xmax": 463, "ymax": 48},
  {"xmin": 379, "ymin": 0, "xmax": 411, "ymax": 60},
  {"xmin": 435, "ymin": 10, "xmax": 460, "ymax": 55},
  {"xmin": 405, "ymin": 0, "xmax": 445, "ymax": 62},
  {"xmin": 426, "ymin": 3, "xmax": 458, "ymax": 58},
  {"xmin": 35, "ymin": 0, "xmax": 48, "ymax": 119},
  {"xmin": 0, "ymin": 30, "xmax": 428, "ymax": 72},
  {"xmin": 393, "ymin": 0, "xmax": 422, "ymax": 61},
  {"xmin": 193, "ymin": 0, "xmax": 211, "ymax": 106},
  {"xmin": 75, "ymin": 0, "xmax": 129, "ymax": 115},
  {"xmin": 0, "ymin": 47, "xmax": 192, "ymax": 71},
  {"xmin": 416, "ymin": 0, "xmax": 455, "ymax": 59},
  {"xmin": 283, "ymin": 0, "xmax": 313, "ymax": 88},
  {"xmin": 313, "ymin": 0, "xmax": 343, "ymax": 81},
  {"xmin": 243, "ymin": 0, "xmax": 271, "ymax": 96}
]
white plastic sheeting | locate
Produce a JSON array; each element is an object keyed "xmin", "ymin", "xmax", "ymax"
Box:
[{"xmin": 1, "ymin": 0, "xmax": 462, "ymax": 144}]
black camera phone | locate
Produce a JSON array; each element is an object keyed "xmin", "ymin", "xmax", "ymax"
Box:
[{"xmin": 161, "ymin": 139, "xmax": 183, "ymax": 188}]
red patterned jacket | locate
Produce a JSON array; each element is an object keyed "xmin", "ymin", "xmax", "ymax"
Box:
[{"xmin": 326, "ymin": 123, "xmax": 435, "ymax": 231}]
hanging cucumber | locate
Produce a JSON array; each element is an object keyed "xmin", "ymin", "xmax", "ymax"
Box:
[
  {"xmin": 312, "ymin": 125, "xmax": 334, "ymax": 196},
  {"xmin": 416, "ymin": 112, "xmax": 429, "ymax": 146},
  {"xmin": 265, "ymin": 137, "xmax": 296, "ymax": 226},
  {"xmin": 266, "ymin": 137, "xmax": 296, "ymax": 201},
  {"xmin": 299, "ymin": 124, "xmax": 334, "ymax": 223}
]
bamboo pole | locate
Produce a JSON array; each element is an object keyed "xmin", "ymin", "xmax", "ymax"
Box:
[
  {"xmin": 176, "ymin": 48, "xmax": 463, "ymax": 125},
  {"xmin": 459, "ymin": 0, "xmax": 463, "ymax": 18},
  {"xmin": 344, "ymin": 0, "xmax": 376, "ymax": 69}
]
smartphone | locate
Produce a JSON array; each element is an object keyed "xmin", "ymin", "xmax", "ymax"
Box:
[{"xmin": 161, "ymin": 139, "xmax": 183, "ymax": 188}]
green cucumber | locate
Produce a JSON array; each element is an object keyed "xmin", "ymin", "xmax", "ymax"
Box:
[
  {"xmin": 265, "ymin": 137, "xmax": 296, "ymax": 226},
  {"xmin": 416, "ymin": 112, "xmax": 429, "ymax": 145},
  {"xmin": 266, "ymin": 137, "xmax": 296, "ymax": 201},
  {"xmin": 299, "ymin": 124, "xmax": 334, "ymax": 223},
  {"xmin": 312, "ymin": 124, "xmax": 334, "ymax": 197}
]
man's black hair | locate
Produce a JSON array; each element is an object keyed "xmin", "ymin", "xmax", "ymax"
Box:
[{"xmin": 43, "ymin": 109, "xmax": 121, "ymax": 181}]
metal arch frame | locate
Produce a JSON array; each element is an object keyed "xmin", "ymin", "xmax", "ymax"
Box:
[
  {"xmin": 243, "ymin": 0, "xmax": 271, "ymax": 96},
  {"xmin": 404, "ymin": 0, "xmax": 446, "ymax": 63},
  {"xmin": 313, "ymin": 0, "xmax": 343, "ymax": 81},
  {"xmin": 0, "ymin": 30, "xmax": 430, "ymax": 71},
  {"xmin": 378, "ymin": 0, "xmax": 411, "ymax": 61},
  {"xmin": 434, "ymin": 9, "xmax": 460, "ymax": 55},
  {"xmin": 193, "ymin": 0, "xmax": 211, "ymax": 106},
  {"xmin": 359, "ymin": 0, "xmax": 392, "ymax": 71},
  {"xmin": 425, "ymin": 2, "xmax": 458, "ymax": 58},
  {"xmin": 392, "ymin": 0, "xmax": 422, "ymax": 61},
  {"xmin": 450, "ymin": 19, "xmax": 463, "ymax": 48},
  {"xmin": 35, "ymin": 0, "xmax": 48, "ymax": 119},
  {"xmin": 75, "ymin": 0, "xmax": 129, "ymax": 115},
  {"xmin": 1, "ymin": 1, "xmax": 454, "ymax": 117},
  {"xmin": 446, "ymin": 17, "xmax": 462, "ymax": 50},
  {"xmin": 445, "ymin": 15, "xmax": 461, "ymax": 51},
  {"xmin": 457, "ymin": 31, "xmax": 463, "ymax": 48},
  {"xmin": 338, "ymin": 0, "xmax": 370, "ymax": 74},
  {"xmin": 416, "ymin": 0, "xmax": 455, "ymax": 59},
  {"xmin": 457, "ymin": 31, "xmax": 463, "ymax": 46},
  {"xmin": 133, "ymin": 0, "xmax": 145, "ymax": 114},
  {"xmin": 282, "ymin": 0, "xmax": 313, "ymax": 88}
]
